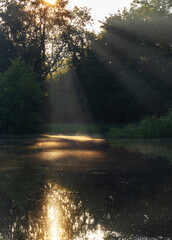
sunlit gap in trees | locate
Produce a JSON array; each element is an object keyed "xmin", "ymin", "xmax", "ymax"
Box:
[
  {"xmin": 44, "ymin": 0, "xmax": 56, "ymax": 5},
  {"xmin": 47, "ymin": 65, "xmax": 98, "ymax": 134},
  {"xmin": 22, "ymin": 0, "xmax": 96, "ymax": 131}
]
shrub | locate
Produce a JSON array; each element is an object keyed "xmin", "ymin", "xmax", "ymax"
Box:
[
  {"xmin": 0, "ymin": 59, "xmax": 43, "ymax": 133},
  {"xmin": 108, "ymin": 110, "xmax": 172, "ymax": 139}
]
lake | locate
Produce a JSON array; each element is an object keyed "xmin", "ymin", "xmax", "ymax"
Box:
[{"xmin": 0, "ymin": 134, "xmax": 171, "ymax": 240}]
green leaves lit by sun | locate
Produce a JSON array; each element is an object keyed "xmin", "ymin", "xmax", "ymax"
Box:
[{"xmin": 44, "ymin": 0, "xmax": 56, "ymax": 5}]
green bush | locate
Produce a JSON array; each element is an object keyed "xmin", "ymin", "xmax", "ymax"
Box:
[
  {"xmin": 139, "ymin": 116, "xmax": 159, "ymax": 137},
  {"xmin": 0, "ymin": 59, "xmax": 43, "ymax": 133},
  {"xmin": 108, "ymin": 110, "xmax": 172, "ymax": 139}
]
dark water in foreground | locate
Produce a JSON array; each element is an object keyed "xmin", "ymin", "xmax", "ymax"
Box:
[{"xmin": 0, "ymin": 134, "xmax": 171, "ymax": 240}]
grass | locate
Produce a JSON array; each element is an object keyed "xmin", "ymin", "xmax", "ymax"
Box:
[{"xmin": 108, "ymin": 109, "xmax": 172, "ymax": 139}]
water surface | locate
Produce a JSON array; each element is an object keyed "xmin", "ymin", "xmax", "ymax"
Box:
[{"xmin": 0, "ymin": 134, "xmax": 171, "ymax": 239}]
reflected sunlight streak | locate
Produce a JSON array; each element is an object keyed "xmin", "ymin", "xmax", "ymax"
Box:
[
  {"xmin": 47, "ymin": 191, "xmax": 61, "ymax": 240},
  {"xmin": 10, "ymin": 182, "xmax": 121, "ymax": 240},
  {"xmin": 45, "ymin": 183, "xmax": 107, "ymax": 240},
  {"xmin": 86, "ymin": 225, "xmax": 105, "ymax": 240},
  {"xmin": 43, "ymin": 134, "xmax": 105, "ymax": 143},
  {"xmin": 76, "ymin": 225, "xmax": 105, "ymax": 240}
]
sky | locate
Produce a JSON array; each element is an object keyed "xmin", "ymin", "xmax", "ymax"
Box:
[{"xmin": 68, "ymin": 0, "xmax": 133, "ymax": 31}]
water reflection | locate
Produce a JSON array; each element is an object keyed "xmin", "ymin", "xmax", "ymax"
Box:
[
  {"xmin": 0, "ymin": 135, "xmax": 171, "ymax": 239},
  {"xmin": 46, "ymin": 186, "xmax": 61, "ymax": 240},
  {"xmin": 0, "ymin": 135, "xmax": 107, "ymax": 171},
  {"xmin": 43, "ymin": 134, "xmax": 105, "ymax": 143},
  {"xmin": 44, "ymin": 183, "xmax": 106, "ymax": 240},
  {"xmin": 8, "ymin": 182, "xmax": 109, "ymax": 240},
  {"xmin": 0, "ymin": 168, "xmax": 171, "ymax": 240},
  {"xmin": 110, "ymin": 139, "xmax": 172, "ymax": 165}
]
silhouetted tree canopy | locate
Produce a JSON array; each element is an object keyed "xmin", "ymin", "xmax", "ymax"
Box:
[
  {"xmin": 0, "ymin": 59, "xmax": 43, "ymax": 132},
  {"xmin": 0, "ymin": 0, "xmax": 92, "ymax": 132},
  {"xmin": 73, "ymin": 0, "xmax": 172, "ymax": 122},
  {"xmin": 0, "ymin": 0, "xmax": 172, "ymax": 128},
  {"xmin": 0, "ymin": 0, "xmax": 91, "ymax": 82}
]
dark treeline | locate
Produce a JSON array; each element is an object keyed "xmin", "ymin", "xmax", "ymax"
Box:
[
  {"xmin": 74, "ymin": 0, "xmax": 172, "ymax": 123},
  {"xmin": 0, "ymin": 0, "xmax": 172, "ymax": 132},
  {"xmin": 0, "ymin": 0, "xmax": 91, "ymax": 132}
]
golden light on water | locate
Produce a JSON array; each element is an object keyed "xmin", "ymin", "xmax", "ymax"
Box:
[
  {"xmin": 10, "ymin": 182, "xmax": 118, "ymax": 240},
  {"xmin": 45, "ymin": 183, "xmax": 106, "ymax": 240},
  {"xmin": 46, "ymin": 185, "xmax": 63, "ymax": 240},
  {"xmin": 86, "ymin": 225, "xmax": 105, "ymax": 240},
  {"xmin": 48, "ymin": 206, "xmax": 60, "ymax": 240},
  {"xmin": 38, "ymin": 149, "xmax": 104, "ymax": 161},
  {"xmin": 42, "ymin": 134, "xmax": 105, "ymax": 143}
]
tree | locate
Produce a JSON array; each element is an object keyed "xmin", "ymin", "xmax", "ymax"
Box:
[
  {"xmin": 99, "ymin": 0, "xmax": 171, "ymax": 115},
  {"xmin": 0, "ymin": 32, "xmax": 15, "ymax": 73},
  {"xmin": 73, "ymin": 0, "xmax": 172, "ymax": 122},
  {"xmin": 129, "ymin": 0, "xmax": 172, "ymax": 18},
  {"xmin": 74, "ymin": 44, "xmax": 141, "ymax": 122},
  {"xmin": 0, "ymin": 59, "xmax": 43, "ymax": 132},
  {"xmin": 0, "ymin": 0, "xmax": 92, "ymax": 81}
]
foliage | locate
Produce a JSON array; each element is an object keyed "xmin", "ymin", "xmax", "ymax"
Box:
[
  {"xmin": 0, "ymin": 32, "xmax": 15, "ymax": 73},
  {"xmin": 74, "ymin": 49, "xmax": 140, "ymax": 122},
  {"xmin": 129, "ymin": 0, "xmax": 172, "ymax": 18},
  {"xmin": 72, "ymin": 0, "xmax": 172, "ymax": 123},
  {"xmin": 0, "ymin": 0, "xmax": 171, "ymax": 126},
  {"xmin": 108, "ymin": 110, "xmax": 172, "ymax": 138},
  {"xmin": 0, "ymin": 0, "xmax": 92, "ymax": 81},
  {"xmin": 0, "ymin": 59, "xmax": 43, "ymax": 133}
]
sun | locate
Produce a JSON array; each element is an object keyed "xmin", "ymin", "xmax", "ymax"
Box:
[{"xmin": 44, "ymin": 0, "xmax": 56, "ymax": 5}]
